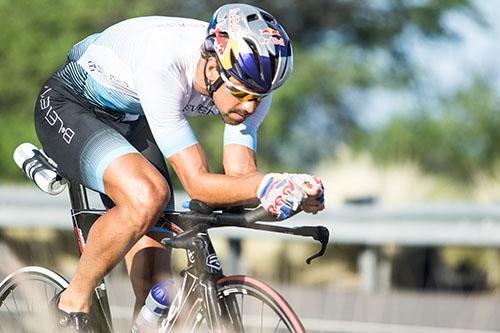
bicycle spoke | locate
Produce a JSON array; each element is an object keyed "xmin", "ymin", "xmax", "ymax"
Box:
[
  {"xmin": 240, "ymin": 293, "xmax": 244, "ymax": 327},
  {"xmin": 5, "ymin": 302, "xmax": 17, "ymax": 320},
  {"xmin": 20, "ymin": 285, "xmax": 30, "ymax": 314},
  {"xmin": 0, "ymin": 269, "xmax": 69, "ymax": 333},
  {"xmin": 260, "ymin": 299, "xmax": 264, "ymax": 333},
  {"xmin": 44, "ymin": 282, "xmax": 48, "ymax": 301},
  {"xmin": 273, "ymin": 318, "xmax": 283, "ymax": 332},
  {"xmin": 28, "ymin": 281, "xmax": 35, "ymax": 314},
  {"xmin": 240, "ymin": 294, "xmax": 244, "ymax": 322},
  {"xmin": 11, "ymin": 290, "xmax": 21, "ymax": 316},
  {"xmin": 221, "ymin": 279, "xmax": 304, "ymax": 332},
  {"xmin": 5, "ymin": 302, "xmax": 28, "ymax": 333}
]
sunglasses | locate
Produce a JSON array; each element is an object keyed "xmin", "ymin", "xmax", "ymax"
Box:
[{"xmin": 220, "ymin": 72, "xmax": 269, "ymax": 102}]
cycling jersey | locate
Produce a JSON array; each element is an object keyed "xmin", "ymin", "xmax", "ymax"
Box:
[{"xmin": 54, "ymin": 16, "xmax": 271, "ymax": 157}]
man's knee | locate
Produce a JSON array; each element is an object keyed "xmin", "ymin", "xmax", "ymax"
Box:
[
  {"xmin": 138, "ymin": 177, "xmax": 169, "ymax": 210},
  {"xmin": 130, "ymin": 178, "xmax": 169, "ymax": 231},
  {"xmin": 110, "ymin": 174, "xmax": 169, "ymax": 235},
  {"xmin": 103, "ymin": 154, "xmax": 170, "ymax": 234}
]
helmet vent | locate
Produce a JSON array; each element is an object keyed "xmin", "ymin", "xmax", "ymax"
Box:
[
  {"xmin": 270, "ymin": 55, "xmax": 278, "ymax": 80},
  {"xmin": 246, "ymin": 14, "xmax": 259, "ymax": 22},
  {"xmin": 244, "ymin": 38, "xmax": 262, "ymax": 76},
  {"xmin": 262, "ymin": 13, "xmax": 276, "ymax": 24}
]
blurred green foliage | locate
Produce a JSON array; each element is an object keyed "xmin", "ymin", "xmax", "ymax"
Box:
[
  {"xmin": 0, "ymin": 0, "xmax": 491, "ymax": 183},
  {"xmin": 351, "ymin": 78, "xmax": 500, "ymax": 182}
]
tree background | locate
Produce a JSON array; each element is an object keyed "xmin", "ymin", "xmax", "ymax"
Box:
[
  {"xmin": 0, "ymin": 0, "xmax": 494, "ymax": 189},
  {"xmin": 4, "ymin": 0, "xmax": 500, "ymax": 304}
]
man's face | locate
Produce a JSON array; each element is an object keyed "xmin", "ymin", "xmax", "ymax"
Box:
[{"xmin": 212, "ymin": 76, "xmax": 261, "ymax": 125}]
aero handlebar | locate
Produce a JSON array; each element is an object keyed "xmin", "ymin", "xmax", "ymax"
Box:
[{"xmin": 164, "ymin": 200, "xmax": 330, "ymax": 264}]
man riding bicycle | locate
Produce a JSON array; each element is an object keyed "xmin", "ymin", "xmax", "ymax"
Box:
[{"xmin": 34, "ymin": 3, "xmax": 325, "ymax": 331}]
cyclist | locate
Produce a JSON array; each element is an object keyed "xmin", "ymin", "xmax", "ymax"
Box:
[{"xmin": 34, "ymin": 3, "xmax": 325, "ymax": 331}]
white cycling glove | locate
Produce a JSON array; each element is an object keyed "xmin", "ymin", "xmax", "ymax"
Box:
[
  {"xmin": 256, "ymin": 173, "xmax": 306, "ymax": 220},
  {"xmin": 287, "ymin": 174, "xmax": 325, "ymax": 204}
]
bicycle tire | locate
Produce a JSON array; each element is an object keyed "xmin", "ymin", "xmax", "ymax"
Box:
[
  {"xmin": 0, "ymin": 266, "xmax": 69, "ymax": 333},
  {"xmin": 183, "ymin": 275, "xmax": 305, "ymax": 333}
]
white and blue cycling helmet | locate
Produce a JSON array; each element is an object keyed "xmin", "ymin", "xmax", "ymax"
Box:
[{"xmin": 205, "ymin": 3, "xmax": 293, "ymax": 94}]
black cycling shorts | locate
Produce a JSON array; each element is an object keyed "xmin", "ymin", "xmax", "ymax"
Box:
[{"xmin": 34, "ymin": 76, "xmax": 174, "ymax": 208}]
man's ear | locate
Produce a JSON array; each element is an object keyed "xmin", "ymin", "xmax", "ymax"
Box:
[{"xmin": 206, "ymin": 57, "xmax": 220, "ymax": 83}]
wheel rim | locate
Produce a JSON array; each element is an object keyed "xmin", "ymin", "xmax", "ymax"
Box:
[
  {"xmin": 0, "ymin": 267, "xmax": 68, "ymax": 333},
  {"xmin": 187, "ymin": 283, "xmax": 300, "ymax": 333},
  {"xmin": 218, "ymin": 285, "xmax": 295, "ymax": 333}
]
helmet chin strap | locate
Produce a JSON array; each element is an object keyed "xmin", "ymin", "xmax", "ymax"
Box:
[{"xmin": 204, "ymin": 58, "xmax": 224, "ymax": 98}]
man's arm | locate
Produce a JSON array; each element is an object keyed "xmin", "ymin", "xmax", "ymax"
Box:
[
  {"xmin": 221, "ymin": 145, "xmax": 325, "ymax": 215},
  {"xmin": 222, "ymin": 144, "xmax": 262, "ymax": 206},
  {"xmin": 222, "ymin": 144, "xmax": 257, "ymax": 176},
  {"xmin": 167, "ymin": 143, "xmax": 264, "ymax": 205}
]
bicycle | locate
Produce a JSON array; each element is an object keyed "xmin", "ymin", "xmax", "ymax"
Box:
[{"xmin": 0, "ymin": 148, "xmax": 329, "ymax": 332}]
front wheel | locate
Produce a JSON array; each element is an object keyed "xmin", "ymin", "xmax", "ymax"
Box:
[
  {"xmin": 0, "ymin": 266, "xmax": 69, "ymax": 332},
  {"xmin": 187, "ymin": 275, "xmax": 305, "ymax": 333}
]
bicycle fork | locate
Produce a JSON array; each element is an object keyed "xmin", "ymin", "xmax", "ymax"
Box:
[{"xmin": 160, "ymin": 232, "xmax": 243, "ymax": 332}]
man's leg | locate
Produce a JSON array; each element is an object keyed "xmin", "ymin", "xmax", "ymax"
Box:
[
  {"xmin": 58, "ymin": 153, "xmax": 169, "ymax": 313},
  {"xmin": 33, "ymin": 78, "xmax": 170, "ymax": 315},
  {"xmin": 92, "ymin": 116, "xmax": 175, "ymax": 317},
  {"xmin": 123, "ymin": 117, "xmax": 175, "ymax": 316},
  {"xmin": 124, "ymin": 234, "xmax": 172, "ymax": 317}
]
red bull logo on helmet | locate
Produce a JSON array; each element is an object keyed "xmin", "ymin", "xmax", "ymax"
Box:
[
  {"xmin": 261, "ymin": 28, "xmax": 280, "ymax": 36},
  {"xmin": 212, "ymin": 28, "xmax": 228, "ymax": 56},
  {"xmin": 259, "ymin": 28, "xmax": 284, "ymax": 46}
]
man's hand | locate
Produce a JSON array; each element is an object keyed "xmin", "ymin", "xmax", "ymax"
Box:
[
  {"xmin": 257, "ymin": 173, "xmax": 325, "ymax": 219},
  {"xmin": 257, "ymin": 173, "xmax": 306, "ymax": 220},
  {"xmin": 288, "ymin": 174, "xmax": 325, "ymax": 214}
]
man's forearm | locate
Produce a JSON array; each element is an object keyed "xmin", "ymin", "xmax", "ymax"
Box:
[
  {"xmin": 187, "ymin": 171, "xmax": 264, "ymax": 205},
  {"xmin": 169, "ymin": 144, "xmax": 265, "ymax": 205}
]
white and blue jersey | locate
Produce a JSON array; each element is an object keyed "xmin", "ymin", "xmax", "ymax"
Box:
[{"xmin": 54, "ymin": 16, "xmax": 270, "ymax": 158}]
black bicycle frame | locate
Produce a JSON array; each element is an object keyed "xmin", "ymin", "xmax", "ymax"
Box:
[
  {"xmin": 159, "ymin": 231, "xmax": 231, "ymax": 332},
  {"xmin": 66, "ymin": 179, "xmax": 330, "ymax": 333},
  {"xmin": 155, "ymin": 202, "xmax": 330, "ymax": 332},
  {"xmin": 68, "ymin": 180, "xmax": 114, "ymax": 333},
  {"xmin": 67, "ymin": 182, "xmax": 230, "ymax": 332}
]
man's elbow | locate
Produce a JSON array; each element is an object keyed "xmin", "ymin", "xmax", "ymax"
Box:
[
  {"xmin": 181, "ymin": 172, "xmax": 212, "ymax": 204},
  {"xmin": 186, "ymin": 187, "xmax": 206, "ymax": 202}
]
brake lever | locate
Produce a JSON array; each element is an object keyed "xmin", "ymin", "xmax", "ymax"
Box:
[{"xmin": 305, "ymin": 226, "xmax": 330, "ymax": 264}]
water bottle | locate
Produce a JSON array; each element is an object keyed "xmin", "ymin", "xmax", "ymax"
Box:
[
  {"xmin": 131, "ymin": 280, "xmax": 172, "ymax": 333},
  {"xmin": 13, "ymin": 143, "xmax": 66, "ymax": 195}
]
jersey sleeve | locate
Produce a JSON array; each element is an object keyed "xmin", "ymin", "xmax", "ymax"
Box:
[
  {"xmin": 134, "ymin": 66, "xmax": 198, "ymax": 158},
  {"xmin": 223, "ymin": 95, "xmax": 272, "ymax": 151}
]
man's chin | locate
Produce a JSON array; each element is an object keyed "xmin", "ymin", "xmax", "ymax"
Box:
[{"xmin": 221, "ymin": 113, "xmax": 244, "ymax": 125}]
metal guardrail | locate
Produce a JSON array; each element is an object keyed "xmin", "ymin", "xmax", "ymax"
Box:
[
  {"xmin": 3, "ymin": 184, "xmax": 498, "ymax": 293},
  {"xmin": 2, "ymin": 185, "xmax": 500, "ymax": 247}
]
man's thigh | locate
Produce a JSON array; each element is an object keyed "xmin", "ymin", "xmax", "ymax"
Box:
[
  {"xmin": 34, "ymin": 78, "xmax": 138, "ymax": 194},
  {"xmin": 127, "ymin": 117, "xmax": 175, "ymax": 209}
]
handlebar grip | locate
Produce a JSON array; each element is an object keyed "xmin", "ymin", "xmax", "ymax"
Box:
[
  {"xmin": 188, "ymin": 200, "xmax": 213, "ymax": 214},
  {"xmin": 242, "ymin": 206, "xmax": 276, "ymax": 223},
  {"xmin": 242, "ymin": 206, "xmax": 303, "ymax": 223},
  {"xmin": 162, "ymin": 237, "xmax": 200, "ymax": 250}
]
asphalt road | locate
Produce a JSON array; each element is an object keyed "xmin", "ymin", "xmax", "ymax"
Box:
[{"xmin": 103, "ymin": 273, "xmax": 500, "ymax": 333}]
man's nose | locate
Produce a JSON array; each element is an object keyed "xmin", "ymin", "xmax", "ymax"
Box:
[{"xmin": 241, "ymin": 100, "xmax": 259, "ymax": 114}]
